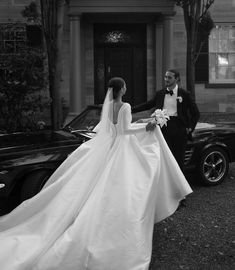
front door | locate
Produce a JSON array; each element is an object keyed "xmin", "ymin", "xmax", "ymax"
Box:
[
  {"xmin": 105, "ymin": 47, "xmax": 133, "ymax": 103},
  {"xmin": 94, "ymin": 24, "xmax": 146, "ymax": 106}
]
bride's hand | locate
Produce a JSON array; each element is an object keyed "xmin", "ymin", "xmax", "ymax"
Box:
[{"xmin": 146, "ymin": 121, "xmax": 156, "ymax": 132}]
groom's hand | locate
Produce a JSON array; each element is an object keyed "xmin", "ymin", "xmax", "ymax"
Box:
[
  {"xmin": 186, "ymin": 128, "xmax": 192, "ymax": 134},
  {"xmin": 146, "ymin": 121, "xmax": 156, "ymax": 132}
]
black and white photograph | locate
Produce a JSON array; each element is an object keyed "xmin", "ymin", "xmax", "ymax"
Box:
[{"xmin": 0, "ymin": 1, "xmax": 235, "ymax": 269}]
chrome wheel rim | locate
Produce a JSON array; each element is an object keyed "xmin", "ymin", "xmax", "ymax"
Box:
[{"xmin": 202, "ymin": 151, "xmax": 227, "ymax": 183}]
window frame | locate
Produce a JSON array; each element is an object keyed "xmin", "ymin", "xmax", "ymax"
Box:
[
  {"xmin": 208, "ymin": 22, "xmax": 235, "ymax": 85},
  {"xmin": 0, "ymin": 23, "xmax": 27, "ymax": 54},
  {"xmin": 195, "ymin": 22, "xmax": 235, "ymax": 87}
]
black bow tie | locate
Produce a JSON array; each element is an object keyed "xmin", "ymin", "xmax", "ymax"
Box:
[{"xmin": 165, "ymin": 89, "xmax": 174, "ymax": 96}]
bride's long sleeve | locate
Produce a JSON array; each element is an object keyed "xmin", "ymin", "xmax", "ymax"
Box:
[{"xmin": 122, "ymin": 104, "xmax": 147, "ymax": 135}]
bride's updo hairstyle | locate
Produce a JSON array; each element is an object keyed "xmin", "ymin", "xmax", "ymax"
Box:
[{"xmin": 107, "ymin": 77, "xmax": 125, "ymax": 100}]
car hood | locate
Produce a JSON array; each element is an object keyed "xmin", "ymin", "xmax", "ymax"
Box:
[
  {"xmin": 0, "ymin": 130, "xmax": 82, "ymax": 154},
  {"xmin": 193, "ymin": 122, "xmax": 235, "ymax": 138}
]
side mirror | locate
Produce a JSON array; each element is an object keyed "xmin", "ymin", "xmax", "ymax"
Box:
[{"xmin": 36, "ymin": 121, "xmax": 46, "ymax": 130}]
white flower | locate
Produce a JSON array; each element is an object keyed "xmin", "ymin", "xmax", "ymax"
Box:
[
  {"xmin": 177, "ymin": 96, "xmax": 183, "ymax": 103},
  {"xmin": 151, "ymin": 109, "xmax": 170, "ymax": 127}
]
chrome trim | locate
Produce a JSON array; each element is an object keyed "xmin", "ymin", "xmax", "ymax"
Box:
[
  {"xmin": 184, "ymin": 148, "xmax": 194, "ymax": 164},
  {"xmin": 0, "ymin": 183, "xmax": 5, "ymax": 189},
  {"xmin": 0, "ymin": 170, "xmax": 8, "ymax": 175}
]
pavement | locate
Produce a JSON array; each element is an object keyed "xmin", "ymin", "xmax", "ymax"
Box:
[{"xmin": 150, "ymin": 162, "xmax": 235, "ymax": 270}]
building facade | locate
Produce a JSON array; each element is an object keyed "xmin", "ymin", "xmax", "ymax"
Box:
[{"xmin": 1, "ymin": 0, "xmax": 235, "ymax": 121}]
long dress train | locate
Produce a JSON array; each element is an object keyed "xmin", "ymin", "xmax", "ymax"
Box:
[{"xmin": 0, "ymin": 102, "xmax": 192, "ymax": 270}]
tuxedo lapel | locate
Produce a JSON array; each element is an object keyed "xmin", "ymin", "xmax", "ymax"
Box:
[{"xmin": 156, "ymin": 89, "xmax": 165, "ymax": 109}]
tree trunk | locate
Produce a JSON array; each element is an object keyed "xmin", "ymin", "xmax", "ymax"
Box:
[
  {"xmin": 40, "ymin": 0, "xmax": 65, "ymax": 130},
  {"xmin": 53, "ymin": 0, "xmax": 64, "ymax": 129},
  {"xmin": 183, "ymin": 4, "xmax": 196, "ymax": 101},
  {"xmin": 186, "ymin": 43, "xmax": 196, "ymax": 101},
  {"xmin": 186, "ymin": 31, "xmax": 196, "ymax": 101}
]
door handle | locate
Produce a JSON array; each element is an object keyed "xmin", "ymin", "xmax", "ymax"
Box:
[{"xmin": 108, "ymin": 66, "xmax": 111, "ymax": 73}]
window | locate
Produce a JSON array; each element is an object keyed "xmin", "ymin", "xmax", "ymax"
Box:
[
  {"xmin": 0, "ymin": 23, "xmax": 42, "ymax": 53},
  {"xmin": 209, "ymin": 25, "xmax": 235, "ymax": 84},
  {"xmin": 0, "ymin": 23, "xmax": 26, "ymax": 54},
  {"xmin": 0, "ymin": 23, "xmax": 43, "ymax": 79},
  {"xmin": 94, "ymin": 24, "xmax": 146, "ymax": 46}
]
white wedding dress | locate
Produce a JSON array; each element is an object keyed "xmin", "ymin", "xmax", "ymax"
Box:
[{"xmin": 0, "ymin": 90, "xmax": 192, "ymax": 270}]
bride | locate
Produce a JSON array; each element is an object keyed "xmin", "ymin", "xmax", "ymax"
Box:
[{"xmin": 0, "ymin": 77, "xmax": 192, "ymax": 270}]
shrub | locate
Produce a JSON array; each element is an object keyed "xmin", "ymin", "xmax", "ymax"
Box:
[{"xmin": 0, "ymin": 47, "xmax": 50, "ymax": 133}]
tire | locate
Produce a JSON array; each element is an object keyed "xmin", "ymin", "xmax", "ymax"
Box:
[
  {"xmin": 197, "ymin": 146, "xmax": 229, "ymax": 186},
  {"xmin": 20, "ymin": 170, "xmax": 53, "ymax": 201}
]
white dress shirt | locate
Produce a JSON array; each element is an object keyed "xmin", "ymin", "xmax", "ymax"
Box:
[{"xmin": 163, "ymin": 84, "xmax": 178, "ymax": 116}]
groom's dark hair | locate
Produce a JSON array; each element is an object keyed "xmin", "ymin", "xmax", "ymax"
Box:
[
  {"xmin": 167, "ymin": 69, "xmax": 181, "ymax": 82},
  {"xmin": 108, "ymin": 77, "xmax": 125, "ymax": 99}
]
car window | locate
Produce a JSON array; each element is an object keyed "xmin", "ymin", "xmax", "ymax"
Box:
[{"xmin": 69, "ymin": 108, "xmax": 101, "ymax": 131}]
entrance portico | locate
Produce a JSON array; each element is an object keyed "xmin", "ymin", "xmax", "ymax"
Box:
[{"xmin": 67, "ymin": 0, "xmax": 176, "ymax": 121}]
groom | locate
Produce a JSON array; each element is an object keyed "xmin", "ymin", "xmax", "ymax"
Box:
[{"xmin": 132, "ymin": 69, "xmax": 200, "ymax": 172}]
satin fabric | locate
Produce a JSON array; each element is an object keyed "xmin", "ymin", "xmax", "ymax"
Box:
[{"xmin": 0, "ymin": 103, "xmax": 192, "ymax": 270}]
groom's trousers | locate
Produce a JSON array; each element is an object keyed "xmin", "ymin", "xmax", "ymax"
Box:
[{"xmin": 161, "ymin": 116, "xmax": 188, "ymax": 172}]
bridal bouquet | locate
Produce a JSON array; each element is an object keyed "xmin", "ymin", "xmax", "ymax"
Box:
[{"xmin": 151, "ymin": 109, "xmax": 170, "ymax": 127}]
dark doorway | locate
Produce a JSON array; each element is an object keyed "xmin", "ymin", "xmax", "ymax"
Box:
[{"xmin": 94, "ymin": 24, "xmax": 146, "ymax": 106}]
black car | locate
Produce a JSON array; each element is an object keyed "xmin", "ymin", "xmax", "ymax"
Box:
[{"xmin": 0, "ymin": 105, "xmax": 235, "ymax": 215}]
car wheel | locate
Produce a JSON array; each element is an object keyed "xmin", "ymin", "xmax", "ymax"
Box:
[
  {"xmin": 198, "ymin": 146, "xmax": 229, "ymax": 186},
  {"xmin": 20, "ymin": 170, "xmax": 53, "ymax": 201}
]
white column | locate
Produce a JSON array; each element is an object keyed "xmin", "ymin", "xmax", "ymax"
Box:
[
  {"xmin": 163, "ymin": 16, "xmax": 174, "ymax": 79},
  {"xmin": 67, "ymin": 14, "xmax": 82, "ymax": 123},
  {"xmin": 155, "ymin": 23, "xmax": 163, "ymax": 90}
]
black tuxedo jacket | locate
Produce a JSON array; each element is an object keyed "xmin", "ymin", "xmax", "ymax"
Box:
[{"xmin": 132, "ymin": 87, "xmax": 200, "ymax": 132}]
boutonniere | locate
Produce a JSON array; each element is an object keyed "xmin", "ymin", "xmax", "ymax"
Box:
[{"xmin": 177, "ymin": 96, "xmax": 183, "ymax": 103}]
